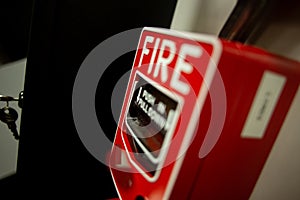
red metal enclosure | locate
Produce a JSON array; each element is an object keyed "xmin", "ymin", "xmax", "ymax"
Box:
[{"xmin": 109, "ymin": 27, "xmax": 300, "ymax": 200}]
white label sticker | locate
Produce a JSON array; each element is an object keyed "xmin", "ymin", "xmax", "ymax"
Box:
[{"xmin": 241, "ymin": 71, "xmax": 286, "ymax": 139}]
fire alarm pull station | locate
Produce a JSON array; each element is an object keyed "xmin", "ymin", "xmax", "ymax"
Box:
[{"xmin": 109, "ymin": 27, "xmax": 300, "ymax": 200}]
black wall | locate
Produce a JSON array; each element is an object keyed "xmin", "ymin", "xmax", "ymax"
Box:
[
  {"xmin": 8, "ymin": 0, "xmax": 177, "ymax": 198},
  {"xmin": 0, "ymin": 0, "xmax": 33, "ymax": 63}
]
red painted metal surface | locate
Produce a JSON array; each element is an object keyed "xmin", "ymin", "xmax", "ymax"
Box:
[{"xmin": 109, "ymin": 27, "xmax": 300, "ymax": 200}]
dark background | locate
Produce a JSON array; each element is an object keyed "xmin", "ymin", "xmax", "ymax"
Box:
[
  {"xmin": 0, "ymin": 0, "xmax": 177, "ymax": 198},
  {"xmin": 0, "ymin": 0, "xmax": 33, "ymax": 64}
]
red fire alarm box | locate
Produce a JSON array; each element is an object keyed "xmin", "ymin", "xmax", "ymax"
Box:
[{"xmin": 108, "ymin": 27, "xmax": 300, "ymax": 200}]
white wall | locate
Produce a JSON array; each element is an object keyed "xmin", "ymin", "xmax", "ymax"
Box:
[
  {"xmin": 171, "ymin": 0, "xmax": 237, "ymax": 35},
  {"xmin": 0, "ymin": 59, "xmax": 26, "ymax": 179}
]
